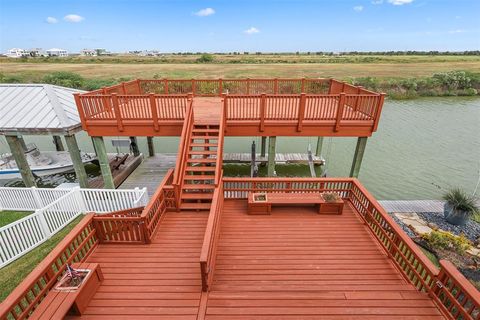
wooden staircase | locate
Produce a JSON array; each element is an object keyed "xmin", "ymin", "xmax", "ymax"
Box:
[{"xmin": 180, "ymin": 124, "xmax": 221, "ymax": 210}]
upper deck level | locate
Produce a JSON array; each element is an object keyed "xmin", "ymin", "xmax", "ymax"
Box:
[{"xmin": 74, "ymin": 78, "xmax": 385, "ymax": 137}]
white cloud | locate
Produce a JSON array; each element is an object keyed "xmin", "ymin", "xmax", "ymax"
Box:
[
  {"xmin": 353, "ymin": 5, "xmax": 364, "ymax": 12},
  {"xmin": 371, "ymin": 0, "xmax": 383, "ymax": 4},
  {"xmin": 194, "ymin": 8, "xmax": 215, "ymax": 17},
  {"xmin": 64, "ymin": 14, "xmax": 85, "ymax": 23},
  {"xmin": 387, "ymin": 0, "xmax": 414, "ymax": 5},
  {"xmin": 46, "ymin": 17, "xmax": 58, "ymax": 24},
  {"xmin": 244, "ymin": 27, "xmax": 260, "ymax": 34},
  {"xmin": 448, "ymin": 29, "xmax": 466, "ymax": 34}
]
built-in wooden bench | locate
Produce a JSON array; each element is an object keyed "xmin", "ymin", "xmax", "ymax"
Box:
[
  {"xmin": 247, "ymin": 192, "xmax": 344, "ymax": 215},
  {"xmin": 30, "ymin": 263, "xmax": 103, "ymax": 319}
]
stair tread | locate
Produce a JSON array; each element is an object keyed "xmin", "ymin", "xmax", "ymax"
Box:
[
  {"xmin": 186, "ymin": 167, "xmax": 216, "ymax": 172},
  {"xmin": 184, "ymin": 175, "xmax": 215, "ymax": 179},
  {"xmin": 181, "ymin": 193, "xmax": 214, "ymax": 199},
  {"xmin": 189, "ymin": 150, "xmax": 217, "ymax": 155},
  {"xmin": 183, "ymin": 184, "xmax": 216, "ymax": 189},
  {"xmin": 187, "ymin": 158, "xmax": 216, "ymax": 163},
  {"xmin": 180, "ymin": 203, "xmax": 211, "ymax": 210},
  {"xmin": 190, "ymin": 143, "xmax": 217, "ymax": 147},
  {"xmin": 191, "ymin": 136, "xmax": 219, "ymax": 140},
  {"xmin": 192, "ymin": 128, "xmax": 219, "ymax": 132}
]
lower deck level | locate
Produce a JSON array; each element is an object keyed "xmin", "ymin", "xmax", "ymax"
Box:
[{"xmin": 67, "ymin": 200, "xmax": 445, "ymax": 319}]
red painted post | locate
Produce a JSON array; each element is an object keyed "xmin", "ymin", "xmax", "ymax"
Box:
[
  {"xmin": 121, "ymin": 82, "xmax": 127, "ymax": 94},
  {"xmin": 274, "ymin": 78, "xmax": 278, "ymax": 94},
  {"xmin": 219, "ymin": 78, "xmax": 223, "ymax": 96},
  {"xmin": 334, "ymin": 93, "xmax": 345, "ymax": 132},
  {"xmin": 73, "ymin": 93, "xmax": 88, "ymax": 131},
  {"xmin": 192, "ymin": 79, "xmax": 196, "ymax": 96},
  {"xmin": 136, "ymin": 79, "xmax": 142, "ymax": 94},
  {"xmin": 260, "ymin": 93, "xmax": 266, "ymax": 132},
  {"xmin": 372, "ymin": 93, "xmax": 385, "ymax": 132},
  {"xmin": 164, "ymin": 79, "xmax": 168, "ymax": 94},
  {"xmin": 301, "ymin": 78, "xmax": 305, "ymax": 93},
  {"xmin": 150, "ymin": 93, "xmax": 159, "ymax": 131},
  {"xmin": 246, "ymin": 78, "xmax": 250, "ymax": 95},
  {"xmin": 297, "ymin": 93, "xmax": 306, "ymax": 132},
  {"xmin": 111, "ymin": 93, "xmax": 124, "ymax": 132}
]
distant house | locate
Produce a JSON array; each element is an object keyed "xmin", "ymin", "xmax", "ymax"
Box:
[
  {"xmin": 81, "ymin": 49, "xmax": 97, "ymax": 56},
  {"xmin": 6, "ymin": 48, "xmax": 27, "ymax": 58},
  {"xmin": 28, "ymin": 48, "xmax": 46, "ymax": 57},
  {"xmin": 46, "ymin": 48, "xmax": 68, "ymax": 57}
]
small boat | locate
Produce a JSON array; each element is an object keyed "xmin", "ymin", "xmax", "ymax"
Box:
[{"xmin": 0, "ymin": 144, "xmax": 96, "ymax": 179}]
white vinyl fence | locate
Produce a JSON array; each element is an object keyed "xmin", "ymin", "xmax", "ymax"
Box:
[{"xmin": 0, "ymin": 186, "xmax": 149, "ymax": 268}]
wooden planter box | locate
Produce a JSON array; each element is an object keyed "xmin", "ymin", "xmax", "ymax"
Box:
[
  {"xmin": 318, "ymin": 199, "xmax": 344, "ymax": 215},
  {"xmin": 247, "ymin": 193, "xmax": 271, "ymax": 215}
]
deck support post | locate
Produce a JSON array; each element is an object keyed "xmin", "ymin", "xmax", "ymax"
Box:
[
  {"xmin": 147, "ymin": 137, "xmax": 155, "ymax": 157},
  {"xmin": 315, "ymin": 137, "xmax": 324, "ymax": 157},
  {"xmin": 92, "ymin": 136, "xmax": 115, "ymax": 189},
  {"xmin": 129, "ymin": 137, "xmax": 140, "ymax": 157},
  {"xmin": 350, "ymin": 137, "xmax": 368, "ymax": 178},
  {"xmin": 52, "ymin": 135, "xmax": 65, "ymax": 151},
  {"xmin": 267, "ymin": 136, "xmax": 277, "ymax": 177},
  {"xmin": 5, "ymin": 135, "xmax": 37, "ymax": 187},
  {"xmin": 260, "ymin": 137, "xmax": 267, "ymax": 158},
  {"xmin": 65, "ymin": 134, "xmax": 89, "ymax": 188}
]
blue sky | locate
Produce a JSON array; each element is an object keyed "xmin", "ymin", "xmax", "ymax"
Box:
[{"xmin": 0, "ymin": 0, "xmax": 479, "ymax": 52}]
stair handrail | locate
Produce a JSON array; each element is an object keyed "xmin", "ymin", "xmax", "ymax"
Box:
[
  {"xmin": 172, "ymin": 93, "xmax": 194, "ymax": 206},
  {"xmin": 214, "ymin": 95, "xmax": 227, "ymax": 186}
]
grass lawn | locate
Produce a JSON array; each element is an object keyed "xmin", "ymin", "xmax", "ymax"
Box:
[
  {"xmin": 0, "ymin": 216, "xmax": 82, "ymax": 302},
  {"xmin": 0, "ymin": 211, "xmax": 33, "ymax": 228}
]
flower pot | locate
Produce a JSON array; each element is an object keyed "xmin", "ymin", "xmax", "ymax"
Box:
[
  {"xmin": 444, "ymin": 203, "xmax": 469, "ymax": 226},
  {"xmin": 54, "ymin": 269, "xmax": 91, "ymax": 291}
]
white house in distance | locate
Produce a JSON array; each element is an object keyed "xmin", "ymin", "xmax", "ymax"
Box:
[
  {"xmin": 46, "ymin": 48, "xmax": 68, "ymax": 57},
  {"xmin": 6, "ymin": 48, "xmax": 27, "ymax": 58},
  {"xmin": 80, "ymin": 49, "xmax": 97, "ymax": 56}
]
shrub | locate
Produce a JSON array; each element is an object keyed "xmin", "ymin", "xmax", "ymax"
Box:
[
  {"xmin": 432, "ymin": 71, "xmax": 472, "ymax": 91},
  {"xmin": 43, "ymin": 72, "xmax": 84, "ymax": 88},
  {"xmin": 443, "ymin": 188, "xmax": 479, "ymax": 214},
  {"xmin": 196, "ymin": 54, "xmax": 214, "ymax": 63},
  {"xmin": 422, "ymin": 230, "xmax": 472, "ymax": 255},
  {"xmin": 82, "ymin": 78, "xmax": 118, "ymax": 91}
]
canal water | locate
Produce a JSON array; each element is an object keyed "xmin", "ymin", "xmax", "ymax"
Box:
[{"xmin": 1, "ymin": 97, "xmax": 479, "ymax": 200}]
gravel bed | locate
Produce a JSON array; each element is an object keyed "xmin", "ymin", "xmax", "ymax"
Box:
[
  {"xmin": 416, "ymin": 212, "xmax": 480, "ymax": 242},
  {"xmin": 388, "ymin": 213, "xmax": 417, "ymax": 238}
]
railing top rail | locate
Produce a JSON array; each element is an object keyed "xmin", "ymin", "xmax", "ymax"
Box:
[
  {"xmin": 223, "ymin": 177, "xmax": 356, "ymax": 183},
  {"xmin": 439, "ymin": 260, "xmax": 480, "ymax": 301}
]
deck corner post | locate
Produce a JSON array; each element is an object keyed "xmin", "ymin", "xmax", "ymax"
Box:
[
  {"xmin": 219, "ymin": 78, "xmax": 223, "ymax": 95},
  {"xmin": 65, "ymin": 133, "xmax": 89, "ymax": 188},
  {"xmin": 52, "ymin": 135, "xmax": 65, "ymax": 151},
  {"xmin": 315, "ymin": 137, "xmax": 324, "ymax": 157},
  {"xmin": 350, "ymin": 137, "xmax": 368, "ymax": 178},
  {"xmin": 164, "ymin": 78, "xmax": 169, "ymax": 94},
  {"xmin": 274, "ymin": 78, "xmax": 278, "ymax": 94},
  {"xmin": 267, "ymin": 136, "xmax": 277, "ymax": 176},
  {"xmin": 147, "ymin": 137, "xmax": 155, "ymax": 157},
  {"xmin": 149, "ymin": 93, "xmax": 159, "ymax": 132},
  {"xmin": 297, "ymin": 93, "xmax": 306, "ymax": 132},
  {"xmin": 260, "ymin": 93, "xmax": 266, "ymax": 132},
  {"xmin": 136, "ymin": 79, "xmax": 142, "ymax": 94},
  {"xmin": 5, "ymin": 134, "xmax": 37, "ymax": 187},
  {"xmin": 335, "ymin": 93, "xmax": 346, "ymax": 132},
  {"xmin": 372, "ymin": 93, "xmax": 386, "ymax": 132},
  {"xmin": 301, "ymin": 77, "xmax": 306, "ymax": 92},
  {"xmin": 74, "ymin": 93, "xmax": 88, "ymax": 131},
  {"xmin": 111, "ymin": 93, "xmax": 124, "ymax": 132},
  {"xmin": 92, "ymin": 136, "xmax": 115, "ymax": 189}
]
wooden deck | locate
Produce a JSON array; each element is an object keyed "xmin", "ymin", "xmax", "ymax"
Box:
[
  {"xmin": 89, "ymin": 154, "xmax": 143, "ymax": 189},
  {"xmin": 66, "ymin": 200, "xmax": 445, "ymax": 319},
  {"xmin": 224, "ymin": 152, "xmax": 325, "ymax": 165}
]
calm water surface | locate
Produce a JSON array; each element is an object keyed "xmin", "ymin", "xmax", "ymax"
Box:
[{"xmin": 1, "ymin": 97, "xmax": 479, "ymax": 200}]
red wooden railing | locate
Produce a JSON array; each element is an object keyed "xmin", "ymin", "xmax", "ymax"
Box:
[
  {"xmin": 221, "ymin": 177, "xmax": 480, "ymax": 319},
  {"xmin": 141, "ymin": 169, "xmax": 176, "ymax": 240},
  {"xmin": 138, "ymin": 78, "xmax": 331, "ymax": 96},
  {"xmin": 92, "ymin": 207, "xmax": 146, "ymax": 244},
  {"xmin": 200, "ymin": 172, "xmax": 224, "ymax": 291},
  {"xmin": 0, "ymin": 214, "xmax": 99, "ymax": 320},
  {"xmin": 172, "ymin": 96, "xmax": 194, "ymax": 207}
]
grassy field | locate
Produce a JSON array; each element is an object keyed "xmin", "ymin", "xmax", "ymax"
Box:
[
  {"xmin": 1, "ymin": 54, "xmax": 480, "ymax": 98},
  {"xmin": 2, "ymin": 59, "xmax": 480, "ymax": 80},
  {"xmin": 0, "ymin": 216, "xmax": 82, "ymax": 302},
  {"xmin": 0, "ymin": 211, "xmax": 32, "ymax": 227}
]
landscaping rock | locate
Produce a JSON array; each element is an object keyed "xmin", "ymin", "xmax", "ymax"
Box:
[{"xmin": 417, "ymin": 212, "xmax": 480, "ymax": 242}]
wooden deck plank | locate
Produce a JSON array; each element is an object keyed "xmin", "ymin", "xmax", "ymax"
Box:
[{"xmin": 67, "ymin": 200, "xmax": 445, "ymax": 319}]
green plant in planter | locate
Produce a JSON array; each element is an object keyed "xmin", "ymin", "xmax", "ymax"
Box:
[{"xmin": 443, "ymin": 188, "xmax": 479, "ymax": 226}]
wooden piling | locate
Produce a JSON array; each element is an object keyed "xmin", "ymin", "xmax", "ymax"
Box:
[
  {"xmin": 350, "ymin": 137, "xmax": 368, "ymax": 178},
  {"xmin": 52, "ymin": 135, "xmax": 65, "ymax": 151},
  {"xmin": 315, "ymin": 137, "xmax": 324, "ymax": 157},
  {"xmin": 92, "ymin": 136, "xmax": 115, "ymax": 189},
  {"xmin": 5, "ymin": 135, "xmax": 37, "ymax": 187},
  {"xmin": 147, "ymin": 137, "xmax": 155, "ymax": 157},
  {"xmin": 65, "ymin": 134, "xmax": 89, "ymax": 188},
  {"xmin": 267, "ymin": 136, "xmax": 277, "ymax": 177}
]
